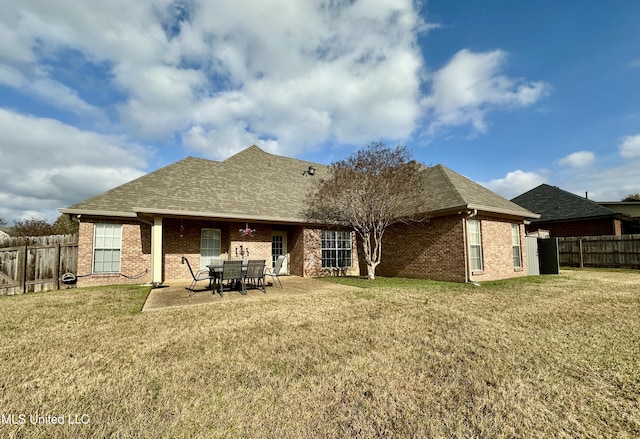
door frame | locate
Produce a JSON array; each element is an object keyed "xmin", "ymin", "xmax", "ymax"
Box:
[{"xmin": 271, "ymin": 231, "xmax": 288, "ymax": 274}]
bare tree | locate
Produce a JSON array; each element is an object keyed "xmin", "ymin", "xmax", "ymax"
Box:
[
  {"xmin": 12, "ymin": 218, "xmax": 56, "ymax": 236},
  {"xmin": 306, "ymin": 142, "xmax": 428, "ymax": 280},
  {"xmin": 53, "ymin": 214, "xmax": 79, "ymax": 235},
  {"xmin": 622, "ymin": 193, "xmax": 640, "ymax": 202}
]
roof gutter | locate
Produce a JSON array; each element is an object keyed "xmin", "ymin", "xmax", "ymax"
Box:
[
  {"xmin": 59, "ymin": 208, "xmax": 137, "ymax": 218},
  {"xmin": 466, "ymin": 203, "xmax": 540, "ymax": 219},
  {"xmin": 424, "ymin": 204, "xmax": 539, "ymax": 220}
]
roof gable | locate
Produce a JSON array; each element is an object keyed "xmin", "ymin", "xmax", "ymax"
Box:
[
  {"xmin": 423, "ymin": 165, "xmax": 537, "ymax": 218},
  {"xmin": 64, "ymin": 146, "xmax": 327, "ymax": 222},
  {"xmin": 511, "ymin": 184, "xmax": 618, "ymax": 222}
]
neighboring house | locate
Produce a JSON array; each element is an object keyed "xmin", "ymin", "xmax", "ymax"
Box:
[
  {"xmin": 512, "ymin": 184, "xmax": 632, "ymax": 237},
  {"xmin": 0, "ymin": 229, "xmax": 10, "ymax": 240},
  {"xmin": 597, "ymin": 201, "xmax": 640, "ymax": 234},
  {"xmin": 60, "ymin": 145, "xmax": 538, "ymax": 286}
]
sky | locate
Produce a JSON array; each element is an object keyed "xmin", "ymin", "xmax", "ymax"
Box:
[{"xmin": 1, "ymin": 0, "xmax": 640, "ymax": 224}]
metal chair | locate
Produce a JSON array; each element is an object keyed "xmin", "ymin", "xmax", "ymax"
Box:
[
  {"xmin": 217, "ymin": 260, "xmax": 246, "ymax": 296},
  {"xmin": 245, "ymin": 260, "xmax": 266, "ymax": 293},
  {"xmin": 265, "ymin": 255, "xmax": 285, "ymax": 288},
  {"xmin": 183, "ymin": 257, "xmax": 214, "ymax": 296}
]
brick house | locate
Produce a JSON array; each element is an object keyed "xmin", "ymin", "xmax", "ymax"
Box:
[
  {"xmin": 511, "ymin": 184, "xmax": 633, "ymax": 237},
  {"xmin": 60, "ymin": 145, "xmax": 538, "ymax": 286}
]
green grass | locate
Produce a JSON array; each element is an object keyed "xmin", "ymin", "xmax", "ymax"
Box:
[{"xmin": 1, "ymin": 271, "xmax": 639, "ymax": 438}]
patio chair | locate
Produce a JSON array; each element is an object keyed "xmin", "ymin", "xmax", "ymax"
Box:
[
  {"xmin": 217, "ymin": 260, "xmax": 246, "ymax": 296},
  {"xmin": 183, "ymin": 257, "xmax": 214, "ymax": 296},
  {"xmin": 245, "ymin": 260, "xmax": 266, "ymax": 293},
  {"xmin": 265, "ymin": 255, "xmax": 285, "ymax": 288}
]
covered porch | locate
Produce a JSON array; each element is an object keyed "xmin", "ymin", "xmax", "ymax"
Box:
[{"xmin": 145, "ymin": 215, "xmax": 308, "ymax": 286}]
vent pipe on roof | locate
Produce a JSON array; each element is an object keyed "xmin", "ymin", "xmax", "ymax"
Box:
[
  {"xmin": 585, "ymin": 191, "xmax": 589, "ymax": 199},
  {"xmin": 302, "ymin": 166, "xmax": 316, "ymax": 177}
]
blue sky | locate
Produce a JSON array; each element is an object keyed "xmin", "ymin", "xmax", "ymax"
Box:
[{"xmin": 1, "ymin": 1, "xmax": 639, "ymax": 223}]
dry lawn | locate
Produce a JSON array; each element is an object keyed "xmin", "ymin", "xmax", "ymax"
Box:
[{"xmin": 0, "ymin": 269, "xmax": 639, "ymax": 438}]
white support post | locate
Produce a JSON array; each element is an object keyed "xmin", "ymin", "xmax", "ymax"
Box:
[{"xmin": 151, "ymin": 216, "xmax": 163, "ymax": 286}]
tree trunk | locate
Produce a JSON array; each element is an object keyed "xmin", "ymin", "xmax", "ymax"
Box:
[
  {"xmin": 360, "ymin": 230, "xmax": 381, "ymax": 280},
  {"xmin": 366, "ymin": 263, "xmax": 377, "ymax": 280}
]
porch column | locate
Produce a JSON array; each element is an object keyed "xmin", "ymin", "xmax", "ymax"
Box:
[{"xmin": 151, "ymin": 216, "xmax": 163, "ymax": 286}]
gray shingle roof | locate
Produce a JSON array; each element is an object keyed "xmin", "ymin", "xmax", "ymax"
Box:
[
  {"xmin": 423, "ymin": 165, "xmax": 538, "ymax": 218},
  {"xmin": 511, "ymin": 184, "xmax": 618, "ymax": 223},
  {"xmin": 63, "ymin": 145, "xmax": 327, "ymax": 222},
  {"xmin": 62, "ymin": 145, "xmax": 537, "ymax": 222}
]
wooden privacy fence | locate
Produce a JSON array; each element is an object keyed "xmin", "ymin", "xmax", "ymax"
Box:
[
  {"xmin": 558, "ymin": 234, "xmax": 640, "ymax": 268},
  {"xmin": 0, "ymin": 234, "xmax": 78, "ymax": 295}
]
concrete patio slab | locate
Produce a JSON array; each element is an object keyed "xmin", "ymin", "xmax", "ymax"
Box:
[{"xmin": 142, "ymin": 276, "xmax": 356, "ymax": 311}]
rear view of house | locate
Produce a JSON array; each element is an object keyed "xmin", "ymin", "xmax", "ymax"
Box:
[{"xmin": 60, "ymin": 145, "xmax": 538, "ymax": 286}]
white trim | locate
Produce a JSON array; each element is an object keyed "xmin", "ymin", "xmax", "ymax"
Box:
[
  {"xmin": 93, "ymin": 223, "xmax": 122, "ymax": 273},
  {"xmin": 467, "ymin": 219, "xmax": 483, "ymax": 272}
]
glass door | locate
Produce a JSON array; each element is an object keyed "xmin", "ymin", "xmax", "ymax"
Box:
[{"xmin": 271, "ymin": 231, "xmax": 288, "ymax": 274}]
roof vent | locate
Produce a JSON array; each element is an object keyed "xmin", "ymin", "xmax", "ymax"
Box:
[{"xmin": 303, "ymin": 166, "xmax": 316, "ymax": 177}]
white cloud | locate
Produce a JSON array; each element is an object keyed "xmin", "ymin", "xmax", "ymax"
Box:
[
  {"xmin": 0, "ymin": 0, "xmax": 430, "ymax": 158},
  {"xmin": 422, "ymin": 49, "xmax": 549, "ymax": 134},
  {"xmin": 557, "ymin": 161, "xmax": 640, "ymax": 201},
  {"xmin": 557, "ymin": 151, "xmax": 596, "ymax": 168},
  {"xmin": 480, "ymin": 170, "xmax": 547, "ymax": 200},
  {"xmin": 0, "ymin": 1, "xmax": 556, "ymax": 223},
  {"xmin": 619, "ymin": 135, "xmax": 640, "ymax": 158},
  {"xmin": 0, "ymin": 108, "xmax": 148, "ymax": 222}
]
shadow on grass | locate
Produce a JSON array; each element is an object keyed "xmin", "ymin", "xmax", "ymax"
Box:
[
  {"xmin": 320, "ymin": 274, "xmax": 564, "ymax": 290},
  {"xmin": 318, "ymin": 275, "xmax": 464, "ymax": 290}
]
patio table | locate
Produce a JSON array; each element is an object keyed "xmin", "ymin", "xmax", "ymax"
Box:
[{"xmin": 207, "ymin": 261, "xmax": 248, "ymax": 294}]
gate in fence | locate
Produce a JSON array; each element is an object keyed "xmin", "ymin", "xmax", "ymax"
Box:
[
  {"xmin": 525, "ymin": 236, "xmax": 560, "ymax": 275},
  {"xmin": 0, "ymin": 234, "xmax": 78, "ymax": 295}
]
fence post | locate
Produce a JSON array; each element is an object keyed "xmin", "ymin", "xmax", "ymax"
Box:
[
  {"xmin": 579, "ymin": 238, "xmax": 584, "ymax": 268},
  {"xmin": 22, "ymin": 239, "xmax": 29, "ymax": 294},
  {"xmin": 55, "ymin": 243, "xmax": 61, "ymax": 291}
]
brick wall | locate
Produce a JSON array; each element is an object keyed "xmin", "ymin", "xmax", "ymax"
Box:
[
  {"xmin": 470, "ymin": 217, "xmax": 528, "ymax": 282},
  {"xmin": 77, "ymin": 220, "xmax": 152, "ymax": 287},
  {"xmin": 163, "ymin": 219, "xmax": 275, "ymax": 281},
  {"xmin": 525, "ymin": 218, "xmax": 621, "ymax": 237},
  {"xmin": 377, "ymin": 215, "xmax": 467, "ymax": 282},
  {"xmin": 301, "ymin": 228, "xmax": 360, "ymax": 277},
  {"xmin": 163, "ymin": 218, "xmax": 227, "ymax": 281},
  {"xmin": 376, "ymin": 215, "xmax": 529, "ymax": 283},
  {"xmin": 78, "ymin": 218, "xmax": 302, "ymax": 286},
  {"xmin": 289, "ymin": 226, "xmax": 305, "ymax": 276}
]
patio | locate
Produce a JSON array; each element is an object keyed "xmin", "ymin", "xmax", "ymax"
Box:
[{"xmin": 142, "ymin": 275, "xmax": 355, "ymax": 311}]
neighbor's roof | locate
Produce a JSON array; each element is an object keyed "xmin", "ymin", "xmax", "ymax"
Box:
[
  {"xmin": 511, "ymin": 184, "xmax": 619, "ymax": 223},
  {"xmin": 61, "ymin": 145, "xmax": 537, "ymax": 222}
]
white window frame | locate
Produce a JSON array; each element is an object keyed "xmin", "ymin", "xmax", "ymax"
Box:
[
  {"xmin": 93, "ymin": 223, "xmax": 122, "ymax": 273},
  {"xmin": 512, "ymin": 224, "xmax": 522, "ymax": 268},
  {"xmin": 200, "ymin": 228, "xmax": 221, "ymax": 269},
  {"xmin": 468, "ymin": 219, "xmax": 483, "ymax": 272},
  {"xmin": 321, "ymin": 230, "xmax": 352, "ymax": 268}
]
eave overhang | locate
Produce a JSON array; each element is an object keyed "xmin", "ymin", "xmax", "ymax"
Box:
[
  {"xmin": 59, "ymin": 207, "xmax": 312, "ymax": 226},
  {"xmin": 424, "ymin": 204, "xmax": 540, "ymax": 220}
]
